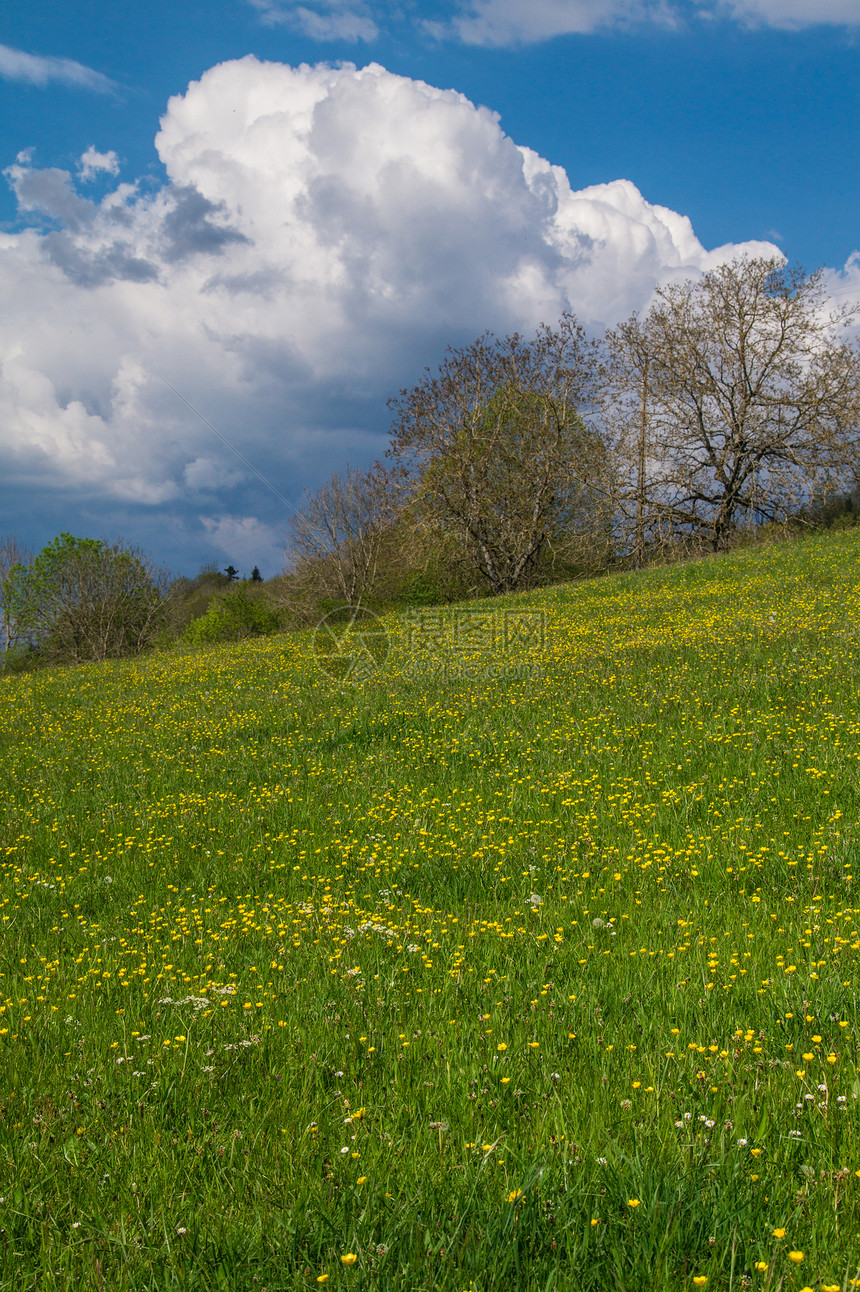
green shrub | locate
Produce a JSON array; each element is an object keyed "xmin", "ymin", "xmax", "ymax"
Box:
[{"xmin": 183, "ymin": 584, "xmax": 281, "ymax": 644}]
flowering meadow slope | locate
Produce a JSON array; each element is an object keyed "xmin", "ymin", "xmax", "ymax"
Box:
[{"xmin": 2, "ymin": 532, "xmax": 860, "ymax": 1290}]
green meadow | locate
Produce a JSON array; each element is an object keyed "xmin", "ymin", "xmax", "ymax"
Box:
[{"xmin": 2, "ymin": 530, "xmax": 860, "ymax": 1291}]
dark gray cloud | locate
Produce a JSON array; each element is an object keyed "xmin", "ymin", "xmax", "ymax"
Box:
[
  {"xmin": 6, "ymin": 164, "xmax": 250, "ymax": 288},
  {"xmin": 6, "ymin": 165, "xmax": 97, "ymax": 231},
  {"xmin": 202, "ymin": 268, "xmax": 288, "ymax": 299},
  {"xmin": 43, "ymin": 233, "xmax": 159, "ymax": 287},
  {"xmin": 160, "ymin": 186, "xmax": 249, "ymax": 264}
]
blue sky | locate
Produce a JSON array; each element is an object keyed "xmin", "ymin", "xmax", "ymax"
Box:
[{"xmin": 1, "ymin": 0, "xmax": 858, "ymax": 577}]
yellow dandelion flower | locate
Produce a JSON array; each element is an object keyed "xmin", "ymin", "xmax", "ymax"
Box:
[
  {"xmin": 627, "ymin": 1199, "xmax": 640, "ymax": 1208},
  {"xmin": 507, "ymin": 1189, "xmax": 523, "ymax": 1203}
]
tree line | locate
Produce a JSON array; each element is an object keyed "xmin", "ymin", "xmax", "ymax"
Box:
[
  {"xmin": 285, "ymin": 255, "xmax": 860, "ymax": 610},
  {"xmin": 0, "ymin": 541, "xmax": 278, "ymax": 668},
  {"xmin": 3, "ymin": 256, "xmax": 860, "ymax": 668}
]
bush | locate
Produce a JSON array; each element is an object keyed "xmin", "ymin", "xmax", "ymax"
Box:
[{"xmin": 183, "ymin": 584, "xmax": 282, "ymax": 645}]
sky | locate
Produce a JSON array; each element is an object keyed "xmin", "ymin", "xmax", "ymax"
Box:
[{"xmin": 0, "ymin": 0, "xmax": 858, "ymax": 578}]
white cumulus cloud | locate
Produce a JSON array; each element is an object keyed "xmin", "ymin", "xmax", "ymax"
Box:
[
  {"xmin": 0, "ymin": 57, "xmax": 796, "ymax": 571},
  {"xmin": 78, "ymin": 146, "xmax": 120, "ymax": 181}
]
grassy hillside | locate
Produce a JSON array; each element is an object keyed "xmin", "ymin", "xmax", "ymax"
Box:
[{"xmin": 2, "ymin": 531, "xmax": 860, "ymax": 1291}]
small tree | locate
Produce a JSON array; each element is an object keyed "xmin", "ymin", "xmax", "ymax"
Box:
[
  {"xmin": 9, "ymin": 533, "xmax": 168, "ymax": 664},
  {"xmin": 602, "ymin": 313, "xmax": 681, "ymax": 567},
  {"xmin": 608, "ymin": 257, "xmax": 860, "ymax": 552},
  {"xmin": 287, "ymin": 460, "xmax": 408, "ymax": 609},
  {"xmin": 387, "ymin": 316, "xmax": 609, "ymax": 594},
  {"xmin": 0, "ymin": 535, "xmax": 33, "ymax": 663}
]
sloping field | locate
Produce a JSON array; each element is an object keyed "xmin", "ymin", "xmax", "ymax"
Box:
[{"xmin": 2, "ymin": 531, "xmax": 860, "ymax": 1290}]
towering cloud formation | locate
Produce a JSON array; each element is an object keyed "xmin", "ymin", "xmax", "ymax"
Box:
[{"xmin": 0, "ymin": 58, "xmax": 785, "ymax": 567}]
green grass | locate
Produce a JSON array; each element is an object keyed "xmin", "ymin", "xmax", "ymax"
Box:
[{"xmin": 2, "ymin": 530, "xmax": 860, "ymax": 1290}]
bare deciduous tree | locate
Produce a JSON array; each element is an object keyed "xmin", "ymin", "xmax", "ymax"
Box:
[
  {"xmin": 387, "ymin": 316, "xmax": 610, "ymax": 594},
  {"xmin": 602, "ymin": 316, "xmax": 665, "ymax": 568},
  {"xmin": 607, "ymin": 257, "xmax": 860, "ymax": 554},
  {"xmin": 0, "ymin": 535, "xmax": 33, "ymax": 662},
  {"xmin": 286, "ymin": 460, "xmax": 408, "ymax": 609}
]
